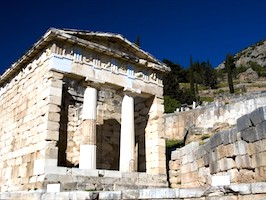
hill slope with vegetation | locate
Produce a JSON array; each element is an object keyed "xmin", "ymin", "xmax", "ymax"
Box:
[{"xmin": 163, "ymin": 38, "xmax": 266, "ymax": 113}]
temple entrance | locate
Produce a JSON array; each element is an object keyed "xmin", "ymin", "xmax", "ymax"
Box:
[{"xmin": 57, "ymin": 78, "xmax": 152, "ymax": 172}]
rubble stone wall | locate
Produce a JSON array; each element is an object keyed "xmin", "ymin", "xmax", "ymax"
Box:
[
  {"xmin": 165, "ymin": 92, "xmax": 266, "ymax": 140},
  {"xmin": 169, "ymin": 106, "xmax": 266, "ymax": 188}
]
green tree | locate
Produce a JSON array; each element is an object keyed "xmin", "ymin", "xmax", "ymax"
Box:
[
  {"xmin": 201, "ymin": 60, "xmax": 218, "ymax": 89},
  {"xmin": 135, "ymin": 35, "xmax": 140, "ymax": 47},
  {"xmin": 163, "ymin": 60, "xmax": 183, "ymax": 99},
  {"xmin": 163, "ymin": 59, "xmax": 195, "ymax": 112},
  {"xmin": 189, "ymin": 56, "xmax": 196, "ymax": 96},
  {"xmin": 225, "ymin": 54, "xmax": 235, "ymax": 94},
  {"xmin": 164, "ymin": 95, "xmax": 180, "ymax": 113}
]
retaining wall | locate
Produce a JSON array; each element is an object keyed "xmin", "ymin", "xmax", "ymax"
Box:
[
  {"xmin": 169, "ymin": 106, "xmax": 266, "ymax": 188},
  {"xmin": 164, "ymin": 92, "xmax": 266, "ymax": 140}
]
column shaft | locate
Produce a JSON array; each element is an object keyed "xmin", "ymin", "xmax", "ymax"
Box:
[
  {"xmin": 119, "ymin": 94, "xmax": 135, "ymax": 172},
  {"xmin": 79, "ymin": 86, "xmax": 97, "ymax": 169}
]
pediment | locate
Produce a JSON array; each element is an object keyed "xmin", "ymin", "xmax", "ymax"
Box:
[{"xmin": 53, "ymin": 28, "xmax": 170, "ymax": 72}]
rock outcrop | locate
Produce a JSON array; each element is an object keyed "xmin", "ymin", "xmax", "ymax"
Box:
[
  {"xmin": 217, "ymin": 39, "xmax": 266, "ymax": 69},
  {"xmin": 237, "ymin": 67, "xmax": 259, "ymax": 82}
]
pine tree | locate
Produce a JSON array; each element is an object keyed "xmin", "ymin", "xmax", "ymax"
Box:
[
  {"xmin": 135, "ymin": 35, "xmax": 140, "ymax": 47},
  {"xmin": 225, "ymin": 54, "xmax": 235, "ymax": 94},
  {"xmin": 189, "ymin": 56, "xmax": 195, "ymax": 96}
]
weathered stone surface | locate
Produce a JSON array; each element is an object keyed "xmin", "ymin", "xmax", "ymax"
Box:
[
  {"xmin": 139, "ymin": 188, "xmax": 178, "ymax": 199},
  {"xmin": 171, "ymin": 150, "xmax": 180, "ymax": 160},
  {"xmin": 122, "ymin": 190, "xmax": 140, "ymax": 199},
  {"xmin": 202, "ymin": 142, "xmax": 211, "ymax": 153},
  {"xmin": 254, "ymin": 120, "xmax": 266, "ymax": 140},
  {"xmin": 169, "ymin": 176, "xmax": 181, "ymax": 185},
  {"xmin": 241, "ymin": 127, "xmax": 259, "ymax": 143},
  {"xmin": 255, "ymin": 166, "xmax": 266, "ymax": 181},
  {"xmin": 225, "ymin": 183, "xmax": 251, "ymax": 195},
  {"xmin": 238, "ymin": 68, "xmax": 259, "ymax": 82},
  {"xmin": 252, "ymin": 152, "xmax": 266, "ymax": 168},
  {"xmin": 227, "ymin": 169, "xmax": 239, "ymax": 183},
  {"xmin": 238, "ymin": 169, "xmax": 254, "ymax": 183},
  {"xmin": 237, "ymin": 114, "xmax": 252, "ymax": 132},
  {"xmin": 180, "ymin": 163, "xmax": 192, "ymax": 174},
  {"xmin": 181, "ymin": 153, "xmax": 193, "ymax": 165},
  {"xmin": 169, "ymin": 160, "xmax": 180, "ymax": 170},
  {"xmin": 249, "ymin": 106, "xmax": 266, "ymax": 125},
  {"xmin": 233, "ymin": 141, "xmax": 247, "ymax": 155},
  {"xmin": 194, "ymin": 146, "xmax": 207, "ymax": 160},
  {"xmin": 218, "ymin": 158, "xmax": 236, "ymax": 171},
  {"xmin": 210, "ymin": 132, "xmax": 223, "ymax": 149},
  {"xmin": 99, "ymin": 191, "xmax": 121, "ymax": 199},
  {"xmin": 180, "ymin": 142, "xmax": 199, "ymax": 156},
  {"xmin": 179, "ymin": 187, "xmax": 205, "ymax": 198},
  {"xmin": 181, "ymin": 171, "xmax": 198, "ymax": 184},
  {"xmin": 251, "ymin": 182, "xmax": 266, "ymax": 194},
  {"xmin": 235, "ymin": 155, "xmax": 252, "ymax": 169}
]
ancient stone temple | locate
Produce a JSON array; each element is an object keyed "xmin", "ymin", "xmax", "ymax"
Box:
[{"xmin": 0, "ymin": 28, "xmax": 170, "ymax": 195}]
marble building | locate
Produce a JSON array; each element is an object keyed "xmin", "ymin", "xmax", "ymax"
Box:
[{"xmin": 0, "ymin": 28, "xmax": 170, "ymax": 193}]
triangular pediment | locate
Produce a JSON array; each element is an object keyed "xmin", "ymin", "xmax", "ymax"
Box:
[{"xmin": 52, "ymin": 28, "xmax": 170, "ymax": 72}]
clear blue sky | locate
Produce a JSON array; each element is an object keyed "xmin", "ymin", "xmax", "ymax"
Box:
[{"xmin": 1, "ymin": 0, "xmax": 266, "ymax": 74}]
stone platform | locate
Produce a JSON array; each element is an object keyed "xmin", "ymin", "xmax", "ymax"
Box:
[
  {"xmin": 35, "ymin": 168, "xmax": 168, "ymax": 192},
  {"xmin": 2, "ymin": 182, "xmax": 266, "ymax": 199}
]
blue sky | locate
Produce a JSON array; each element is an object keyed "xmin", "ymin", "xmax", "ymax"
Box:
[{"xmin": 1, "ymin": 0, "xmax": 266, "ymax": 74}]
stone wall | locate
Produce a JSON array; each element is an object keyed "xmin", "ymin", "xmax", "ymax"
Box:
[
  {"xmin": 0, "ymin": 48, "xmax": 63, "ymax": 192},
  {"xmin": 164, "ymin": 92, "xmax": 266, "ymax": 140},
  {"xmin": 169, "ymin": 106, "xmax": 266, "ymax": 188}
]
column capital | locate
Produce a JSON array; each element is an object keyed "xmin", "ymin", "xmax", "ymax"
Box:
[
  {"xmin": 123, "ymin": 87, "xmax": 141, "ymax": 97},
  {"xmin": 84, "ymin": 77, "xmax": 105, "ymax": 89}
]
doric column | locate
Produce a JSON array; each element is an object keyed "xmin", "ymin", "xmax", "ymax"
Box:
[
  {"xmin": 79, "ymin": 86, "xmax": 97, "ymax": 169},
  {"xmin": 119, "ymin": 93, "xmax": 135, "ymax": 172}
]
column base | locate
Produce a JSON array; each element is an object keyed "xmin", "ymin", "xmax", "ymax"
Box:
[{"xmin": 79, "ymin": 144, "xmax": 96, "ymax": 169}]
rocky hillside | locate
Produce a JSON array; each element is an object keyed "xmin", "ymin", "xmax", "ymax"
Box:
[{"xmin": 217, "ymin": 39, "xmax": 266, "ymax": 69}]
